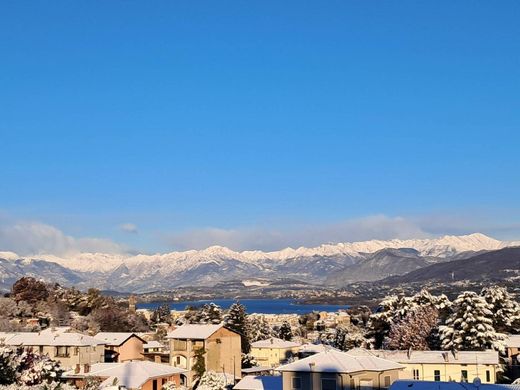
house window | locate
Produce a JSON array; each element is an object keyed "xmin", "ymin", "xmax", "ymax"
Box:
[
  {"xmin": 461, "ymin": 370, "xmax": 468, "ymax": 382},
  {"xmin": 384, "ymin": 376, "xmax": 391, "ymax": 388},
  {"xmin": 322, "ymin": 378, "xmax": 337, "ymax": 390},
  {"xmin": 413, "ymin": 369, "xmax": 420, "ymax": 380},
  {"xmin": 74, "ymin": 347, "xmax": 79, "ymax": 356},
  {"xmin": 55, "ymin": 346, "xmax": 70, "ymax": 357},
  {"xmin": 176, "ymin": 356, "xmax": 181, "ymax": 365},
  {"xmin": 39, "ymin": 346, "xmax": 44, "ymax": 354},
  {"xmin": 486, "ymin": 370, "xmax": 491, "ymax": 382},
  {"xmin": 174, "ymin": 340, "xmax": 187, "ymax": 351},
  {"xmin": 434, "ymin": 370, "xmax": 441, "ymax": 382},
  {"xmin": 292, "ymin": 377, "xmax": 302, "ymax": 389}
]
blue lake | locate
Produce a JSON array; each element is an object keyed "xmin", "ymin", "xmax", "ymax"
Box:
[{"xmin": 137, "ymin": 298, "xmax": 349, "ymax": 314}]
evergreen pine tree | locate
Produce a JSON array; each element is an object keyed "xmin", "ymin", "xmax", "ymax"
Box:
[
  {"xmin": 440, "ymin": 291, "xmax": 506, "ymax": 352},
  {"xmin": 199, "ymin": 303, "xmax": 223, "ymax": 324},
  {"xmin": 225, "ymin": 301, "xmax": 251, "ymax": 353},
  {"xmin": 279, "ymin": 321, "xmax": 293, "ymax": 341},
  {"xmin": 193, "ymin": 348, "xmax": 206, "ymax": 379},
  {"xmin": 481, "ymin": 286, "xmax": 520, "ymax": 333}
]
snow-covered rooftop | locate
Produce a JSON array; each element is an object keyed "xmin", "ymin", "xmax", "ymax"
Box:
[
  {"xmin": 65, "ymin": 361, "xmax": 187, "ymax": 389},
  {"xmin": 276, "ymin": 349, "xmax": 404, "ymax": 373},
  {"xmin": 167, "ymin": 323, "xmax": 224, "ymax": 339},
  {"xmin": 348, "ymin": 348, "xmax": 499, "ymax": 365},
  {"xmin": 144, "ymin": 340, "xmax": 165, "ymax": 349},
  {"xmin": 2, "ymin": 329, "xmax": 105, "ymax": 347},
  {"xmin": 94, "ymin": 332, "xmax": 144, "ymax": 346},
  {"xmin": 390, "ymin": 380, "xmax": 520, "ymax": 390},
  {"xmin": 251, "ymin": 338, "xmax": 301, "ymax": 349},
  {"xmin": 234, "ymin": 375, "xmax": 282, "ymax": 390},
  {"xmin": 298, "ymin": 343, "xmax": 336, "ymax": 354},
  {"xmin": 506, "ymin": 335, "xmax": 520, "ymax": 348}
]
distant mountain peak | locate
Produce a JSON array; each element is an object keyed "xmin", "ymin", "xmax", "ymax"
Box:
[{"xmin": 0, "ymin": 233, "xmax": 517, "ymax": 292}]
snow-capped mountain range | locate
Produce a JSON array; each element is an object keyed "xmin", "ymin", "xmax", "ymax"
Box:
[{"xmin": 0, "ymin": 233, "xmax": 518, "ymax": 292}]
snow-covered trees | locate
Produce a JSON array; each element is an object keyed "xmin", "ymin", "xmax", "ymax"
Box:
[
  {"xmin": 241, "ymin": 353, "xmax": 258, "ymax": 368},
  {"xmin": 384, "ymin": 305, "xmax": 439, "ymax": 350},
  {"xmin": 225, "ymin": 302, "xmax": 250, "ymax": 353},
  {"xmin": 0, "ymin": 346, "xmax": 63, "ymax": 386},
  {"xmin": 278, "ymin": 321, "xmax": 293, "ymax": 341},
  {"xmin": 440, "ymin": 291, "xmax": 506, "ymax": 352},
  {"xmin": 332, "ymin": 325, "xmax": 366, "ymax": 351},
  {"xmin": 481, "ymin": 285, "xmax": 520, "ymax": 334},
  {"xmin": 162, "ymin": 381, "xmax": 176, "ymax": 390},
  {"xmin": 247, "ymin": 316, "xmax": 273, "ymax": 342},
  {"xmin": 197, "ymin": 371, "xmax": 227, "ymax": 390},
  {"xmin": 183, "ymin": 303, "xmax": 223, "ymax": 325},
  {"xmin": 152, "ymin": 304, "xmax": 172, "ymax": 325},
  {"xmin": 366, "ymin": 289, "xmax": 451, "ymax": 349}
]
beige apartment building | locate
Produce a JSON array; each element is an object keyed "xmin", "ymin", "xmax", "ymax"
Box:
[
  {"xmin": 251, "ymin": 337, "xmax": 301, "ymax": 367},
  {"xmin": 277, "ymin": 349, "xmax": 404, "ymax": 390},
  {"xmin": 167, "ymin": 323, "xmax": 241, "ymax": 387},
  {"xmin": 95, "ymin": 332, "xmax": 145, "ymax": 362},
  {"xmin": 349, "ymin": 349, "xmax": 500, "ymax": 384},
  {"xmin": 0, "ymin": 327, "xmax": 105, "ymax": 369}
]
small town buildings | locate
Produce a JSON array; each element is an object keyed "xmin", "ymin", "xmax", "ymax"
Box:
[
  {"xmin": 167, "ymin": 323, "xmax": 241, "ymax": 387},
  {"xmin": 505, "ymin": 335, "xmax": 520, "ymax": 362},
  {"xmin": 251, "ymin": 338, "xmax": 301, "ymax": 367},
  {"xmin": 277, "ymin": 349, "xmax": 404, "ymax": 390},
  {"xmin": 0, "ymin": 327, "xmax": 105, "ymax": 369},
  {"xmin": 95, "ymin": 332, "xmax": 146, "ymax": 362},
  {"xmin": 64, "ymin": 360, "xmax": 187, "ymax": 390},
  {"xmin": 143, "ymin": 340, "xmax": 169, "ymax": 364},
  {"xmin": 348, "ymin": 349, "xmax": 500, "ymax": 384},
  {"xmin": 389, "ymin": 380, "xmax": 519, "ymax": 390},
  {"xmin": 234, "ymin": 375, "xmax": 283, "ymax": 390}
]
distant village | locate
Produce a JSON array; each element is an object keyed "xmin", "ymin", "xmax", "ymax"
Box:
[{"xmin": 1, "ymin": 277, "xmax": 520, "ymax": 390}]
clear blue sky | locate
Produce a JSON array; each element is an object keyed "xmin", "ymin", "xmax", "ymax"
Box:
[{"xmin": 1, "ymin": 1, "xmax": 520, "ymax": 253}]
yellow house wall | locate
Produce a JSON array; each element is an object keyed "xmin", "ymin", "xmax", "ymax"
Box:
[
  {"xmin": 251, "ymin": 346, "xmax": 300, "ymax": 367},
  {"xmin": 398, "ymin": 363, "xmax": 497, "ymax": 383}
]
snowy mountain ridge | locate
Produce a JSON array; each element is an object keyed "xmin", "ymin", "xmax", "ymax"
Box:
[{"xmin": 4, "ymin": 232, "xmax": 517, "ymax": 273}]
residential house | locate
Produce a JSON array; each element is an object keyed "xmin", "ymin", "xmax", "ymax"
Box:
[
  {"xmin": 348, "ymin": 348, "xmax": 500, "ymax": 384},
  {"xmin": 95, "ymin": 332, "xmax": 146, "ymax": 362},
  {"xmin": 64, "ymin": 360, "xmax": 187, "ymax": 390},
  {"xmin": 389, "ymin": 380, "xmax": 520, "ymax": 390},
  {"xmin": 0, "ymin": 327, "xmax": 105, "ymax": 369},
  {"xmin": 167, "ymin": 323, "xmax": 241, "ymax": 387},
  {"xmin": 251, "ymin": 338, "xmax": 301, "ymax": 367},
  {"xmin": 143, "ymin": 340, "xmax": 169, "ymax": 364},
  {"xmin": 276, "ymin": 349, "xmax": 404, "ymax": 390}
]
